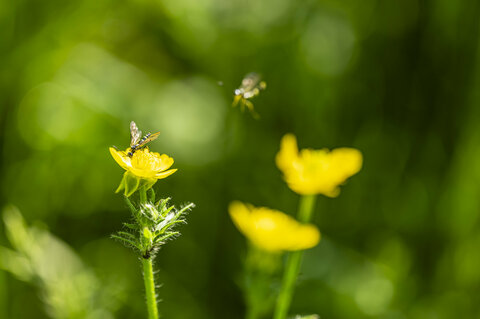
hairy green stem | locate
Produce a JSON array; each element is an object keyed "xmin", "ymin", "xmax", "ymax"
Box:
[
  {"xmin": 274, "ymin": 194, "xmax": 317, "ymax": 319},
  {"xmin": 139, "ymin": 186, "xmax": 147, "ymax": 204},
  {"xmin": 142, "ymin": 257, "xmax": 159, "ymax": 319},
  {"xmin": 139, "ymin": 186, "xmax": 159, "ymax": 319}
]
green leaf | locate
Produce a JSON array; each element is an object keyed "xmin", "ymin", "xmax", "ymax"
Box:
[
  {"xmin": 123, "ymin": 196, "xmax": 137, "ymax": 214},
  {"xmin": 154, "ymin": 232, "xmax": 179, "ymax": 244},
  {"xmin": 161, "ymin": 206, "xmax": 174, "ymax": 218},
  {"xmin": 141, "ymin": 227, "xmax": 153, "ymax": 251},
  {"xmin": 111, "ymin": 234, "xmax": 139, "ymax": 249},
  {"xmin": 0, "ymin": 246, "xmax": 33, "ymax": 281},
  {"xmin": 123, "ymin": 223, "xmax": 138, "ymax": 230},
  {"xmin": 124, "ymin": 171, "xmax": 141, "ymax": 197},
  {"xmin": 157, "ymin": 219, "xmax": 185, "ymax": 233},
  {"xmin": 117, "ymin": 231, "xmax": 137, "ymax": 240},
  {"xmin": 143, "ymin": 228, "xmax": 153, "ymax": 241},
  {"xmin": 157, "ymin": 198, "xmax": 171, "ymax": 212},
  {"xmin": 2, "ymin": 206, "xmax": 29, "ymax": 253},
  {"xmin": 148, "ymin": 188, "xmax": 156, "ymax": 204},
  {"xmin": 177, "ymin": 203, "xmax": 195, "ymax": 215}
]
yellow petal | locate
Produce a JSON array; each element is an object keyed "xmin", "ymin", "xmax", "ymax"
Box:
[
  {"xmin": 323, "ymin": 187, "xmax": 340, "ymax": 198},
  {"xmin": 154, "ymin": 168, "xmax": 178, "ymax": 179},
  {"xmin": 329, "ymin": 148, "xmax": 363, "ymax": 179},
  {"xmin": 229, "ymin": 201, "xmax": 320, "ymax": 252},
  {"xmin": 276, "ymin": 134, "xmax": 363, "ymax": 197},
  {"xmin": 109, "ymin": 147, "xmax": 131, "ymax": 170},
  {"xmin": 129, "ymin": 166, "xmax": 156, "ymax": 178},
  {"xmin": 126, "ymin": 149, "xmax": 176, "ymax": 179},
  {"xmin": 276, "ymin": 134, "xmax": 299, "ymax": 172},
  {"xmin": 229, "ymin": 201, "xmax": 250, "ymax": 235},
  {"xmin": 155, "ymin": 154, "xmax": 174, "ymax": 172},
  {"xmin": 284, "ymin": 223, "xmax": 320, "ymax": 251}
]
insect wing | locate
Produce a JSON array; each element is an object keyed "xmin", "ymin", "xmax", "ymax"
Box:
[
  {"xmin": 136, "ymin": 131, "xmax": 161, "ymax": 148},
  {"xmin": 241, "ymin": 73, "xmax": 261, "ymax": 92},
  {"xmin": 130, "ymin": 121, "xmax": 142, "ymax": 147}
]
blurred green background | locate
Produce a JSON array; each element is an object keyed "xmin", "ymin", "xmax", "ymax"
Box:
[{"xmin": 1, "ymin": 0, "xmax": 480, "ymax": 318}]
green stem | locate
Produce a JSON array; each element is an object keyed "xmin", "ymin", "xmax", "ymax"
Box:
[
  {"xmin": 244, "ymin": 245, "xmax": 278, "ymax": 319},
  {"xmin": 274, "ymin": 194, "xmax": 317, "ymax": 319},
  {"xmin": 297, "ymin": 194, "xmax": 316, "ymax": 223},
  {"xmin": 139, "ymin": 186, "xmax": 158, "ymax": 319},
  {"xmin": 142, "ymin": 257, "xmax": 159, "ymax": 319},
  {"xmin": 139, "ymin": 186, "xmax": 147, "ymax": 204}
]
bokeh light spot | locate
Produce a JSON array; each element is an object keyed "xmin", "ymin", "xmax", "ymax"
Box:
[
  {"xmin": 151, "ymin": 77, "xmax": 227, "ymax": 165},
  {"xmin": 301, "ymin": 13, "xmax": 356, "ymax": 77}
]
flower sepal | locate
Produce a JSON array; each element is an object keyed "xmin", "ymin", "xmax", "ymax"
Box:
[{"xmin": 116, "ymin": 171, "xmax": 157, "ymax": 197}]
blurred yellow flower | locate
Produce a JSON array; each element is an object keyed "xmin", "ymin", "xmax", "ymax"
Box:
[
  {"xmin": 276, "ymin": 134, "xmax": 362, "ymax": 197},
  {"xmin": 229, "ymin": 201, "xmax": 320, "ymax": 252},
  {"xmin": 109, "ymin": 147, "xmax": 177, "ymax": 196}
]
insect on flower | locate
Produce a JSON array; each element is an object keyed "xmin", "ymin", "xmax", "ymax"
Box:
[
  {"xmin": 233, "ymin": 72, "xmax": 266, "ymax": 118},
  {"xmin": 128, "ymin": 121, "xmax": 161, "ymax": 157}
]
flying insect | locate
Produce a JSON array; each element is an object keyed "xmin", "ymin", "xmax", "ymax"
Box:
[
  {"xmin": 232, "ymin": 72, "xmax": 266, "ymax": 118},
  {"xmin": 127, "ymin": 121, "xmax": 160, "ymax": 157}
]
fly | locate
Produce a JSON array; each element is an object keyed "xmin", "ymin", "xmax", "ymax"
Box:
[
  {"xmin": 128, "ymin": 121, "xmax": 160, "ymax": 157},
  {"xmin": 233, "ymin": 72, "xmax": 266, "ymax": 118}
]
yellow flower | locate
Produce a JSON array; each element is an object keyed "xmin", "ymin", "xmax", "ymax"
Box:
[
  {"xmin": 110, "ymin": 147, "xmax": 177, "ymax": 196},
  {"xmin": 229, "ymin": 201, "xmax": 320, "ymax": 252},
  {"xmin": 110, "ymin": 147, "xmax": 177, "ymax": 179},
  {"xmin": 276, "ymin": 134, "xmax": 362, "ymax": 197}
]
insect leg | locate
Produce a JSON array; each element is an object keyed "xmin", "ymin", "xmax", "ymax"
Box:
[
  {"xmin": 244, "ymin": 100, "xmax": 254, "ymax": 112},
  {"xmin": 232, "ymin": 95, "xmax": 242, "ymax": 108}
]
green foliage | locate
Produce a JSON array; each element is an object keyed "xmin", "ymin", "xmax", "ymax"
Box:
[
  {"xmin": 242, "ymin": 245, "xmax": 281, "ymax": 319},
  {"xmin": 112, "ymin": 192, "xmax": 194, "ymax": 259},
  {"xmin": 0, "ymin": 206, "xmax": 121, "ymax": 319},
  {"xmin": 1, "ymin": 0, "xmax": 480, "ymax": 317}
]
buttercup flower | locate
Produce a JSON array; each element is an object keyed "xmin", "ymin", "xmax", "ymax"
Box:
[
  {"xmin": 110, "ymin": 147, "xmax": 177, "ymax": 196},
  {"xmin": 229, "ymin": 201, "xmax": 320, "ymax": 252},
  {"xmin": 276, "ymin": 134, "xmax": 362, "ymax": 197},
  {"xmin": 110, "ymin": 147, "xmax": 176, "ymax": 179}
]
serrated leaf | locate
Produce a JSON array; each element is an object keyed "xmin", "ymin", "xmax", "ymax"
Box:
[
  {"xmin": 123, "ymin": 196, "xmax": 137, "ymax": 214},
  {"xmin": 154, "ymin": 232, "xmax": 179, "ymax": 244},
  {"xmin": 123, "ymin": 223, "xmax": 138, "ymax": 230},
  {"xmin": 111, "ymin": 234, "xmax": 139, "ymax": 249},
  {"xmin": 148, "ymin": 188, "xmax": 155, "ymax": 203},
  {"xmin": 117, "ymin": 231, "xmax": 137, "ymax": 240}
]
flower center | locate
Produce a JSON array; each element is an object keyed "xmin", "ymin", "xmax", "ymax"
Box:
[
  {"xmin": 131, "ymin": 149, "xmax": 160, "ymax": 171},
  {"xmin": 256, "ymin": 216, "xmax": 277, "ymax": 231},
  {"xmin": 298, "ymin": 149, "xmax": 330, "ymax": 176}
]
